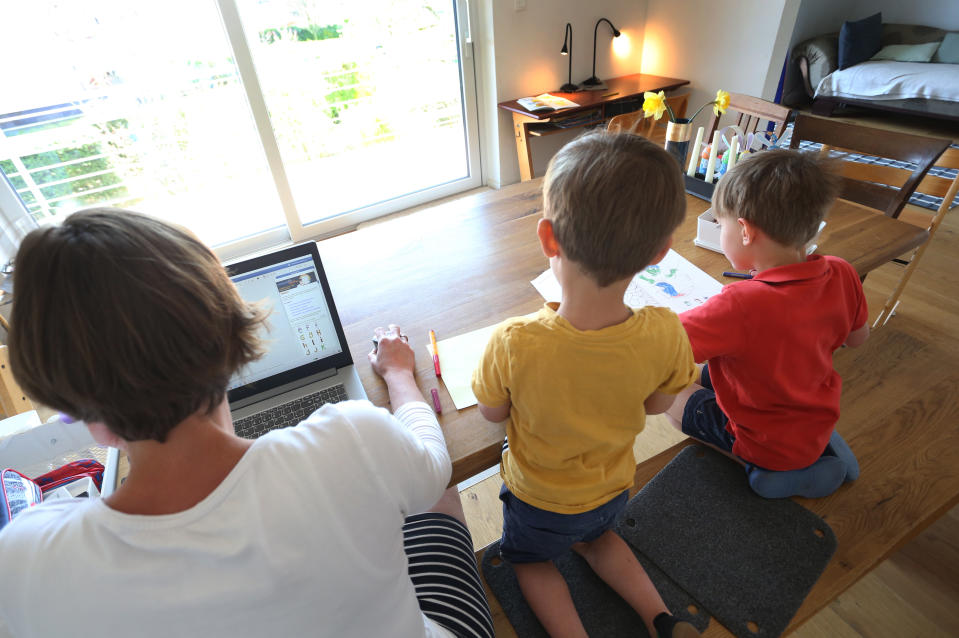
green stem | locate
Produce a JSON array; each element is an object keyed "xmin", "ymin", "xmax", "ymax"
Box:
[
  {"xmin": 688, "ymin": 100, "xmax": 718, "ymax": 123},
  {"xmin": 665, "ymin": 101, "xmax": 677, "ymax": 122}
]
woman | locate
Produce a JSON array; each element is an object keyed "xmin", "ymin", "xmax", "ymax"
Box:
[{"xmin": 0, "ymin": 209, "xmax": 493, "ymax": 638}]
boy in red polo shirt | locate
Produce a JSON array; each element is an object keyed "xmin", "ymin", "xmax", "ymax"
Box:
[{"xmin": 667, "ymin": 149, "xmax": 869, "ymax": 498}]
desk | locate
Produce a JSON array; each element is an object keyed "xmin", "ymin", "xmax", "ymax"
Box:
[
  {"xmin": 497, "ymin": 73, "xmax": 689, "ymax": 181},
  {"xmin": 320, "ymin": 178, "xmax": 929, "ymax": 486}
]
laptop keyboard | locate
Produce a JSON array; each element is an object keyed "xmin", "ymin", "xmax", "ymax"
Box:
[{"xmin": 233, "ymin": 384, "xmax": 349, "ymax": 439}]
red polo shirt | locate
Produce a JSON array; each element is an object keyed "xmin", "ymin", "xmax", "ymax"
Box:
[{"xmin": 680, "ymin": 255, "xmax": 867, "ymax": 470}]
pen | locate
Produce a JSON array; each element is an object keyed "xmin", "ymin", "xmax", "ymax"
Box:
[
  {"xmin": 430, "ymin": 388, "xmax": 442, "ymax": 414},
  {"xmin": 429, "ymin": 329, "xmax": 442, "ymax": 377},
  {"xmin": 602, "ymin": 92, "xmax": 619, "ymax": 98},
  {"xmin": 723, "ymin": 271, "xmax": 753, "ymax": 279}
]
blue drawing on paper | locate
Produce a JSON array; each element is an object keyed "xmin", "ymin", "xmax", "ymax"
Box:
[{"xmin": 655, "ymin": 281, "xmax": 681, "ymax": 297}]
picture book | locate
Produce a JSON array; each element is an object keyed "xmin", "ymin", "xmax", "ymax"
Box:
[{"xmin": 517, "ymin": 93, "xmax": 580, "ymax": 113}]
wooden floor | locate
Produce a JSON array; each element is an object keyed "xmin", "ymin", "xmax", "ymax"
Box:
[{"xmin": 460, "ymin": 113, "xmax": 959, "ymax": 636}]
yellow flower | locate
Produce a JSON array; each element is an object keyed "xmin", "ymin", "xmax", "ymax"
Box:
[
  {"xmin": 642, "ymin": 91, "xmax": 667, "ymax": 120},
  {"xmin": 713, "ymin": 89, "xmax": 730, "ymax": 116}
]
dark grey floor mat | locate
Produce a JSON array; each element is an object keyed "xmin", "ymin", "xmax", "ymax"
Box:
[
  {"xmin": 482, "ymin": 538, "xmax": 710, "ymax": 638},
  {"xmin": 617, "ymin": 445, "xmax": 837, "ymax": 638}
]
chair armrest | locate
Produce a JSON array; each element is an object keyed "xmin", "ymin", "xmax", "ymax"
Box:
[{"xmin": 791, "ymin": 34, "xmax": 839, "ymax": 99}]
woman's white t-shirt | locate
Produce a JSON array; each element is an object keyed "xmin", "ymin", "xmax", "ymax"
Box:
[{"xmin": 0, "ymin": 401, "xmax": 454, "ymax": 638}]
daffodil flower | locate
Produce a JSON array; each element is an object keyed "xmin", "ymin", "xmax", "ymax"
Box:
[
  {"xmin": 714, "ymin": 89, "xmax": 730, "ymax": 116},
  {"xmin": 637, "ymin": 88, "xmax": 730, "ymax": 125},
  {"xmin": 642, "ymin": 91, "xmax": 674, "ymax": 121},
  {"xmin": 685, "ymin": 89, "xmax": 731, "ymax": 123}
]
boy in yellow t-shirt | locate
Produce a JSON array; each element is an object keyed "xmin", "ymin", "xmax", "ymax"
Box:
[{"xmin": 472, "ymin": 131, "xmax": 699, "ymax": 638}]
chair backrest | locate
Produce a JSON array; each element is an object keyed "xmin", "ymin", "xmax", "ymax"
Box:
[
  {"xmin": 706, "ymin": 92, "xmax": 791, "ymax": 142},
  {"xmin": 789, "ymin": 113, "xmax": 951, "ymax": 219},
  {"xmin": 607, "ymin": 93, "xmax": 689, "ymax": 144},
  {"xmin": 872, "ymin": 146, "xmax": 959, "ymax": 327}
]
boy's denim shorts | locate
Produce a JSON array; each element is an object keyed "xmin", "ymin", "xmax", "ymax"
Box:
[
  {"xmin": 681, "ymin": 363, "xmax": 736, "ymax": 454},
  {"xmin": 498, "ymin": 483, "xmax": 629, "ymax": 563}
]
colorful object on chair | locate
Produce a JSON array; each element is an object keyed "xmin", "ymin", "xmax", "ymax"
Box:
[
  {"xmin": 33, "ymin": 459, "xmax": 104, "ymax": 494},
  {"xmin": 1, "ymin": 468, "xmax": 43, "ymax": 530}
]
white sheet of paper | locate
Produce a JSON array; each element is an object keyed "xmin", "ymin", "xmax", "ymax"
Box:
[{"xmin": 531, "ymin": 250, "xmax": 723, "ymax": 314}]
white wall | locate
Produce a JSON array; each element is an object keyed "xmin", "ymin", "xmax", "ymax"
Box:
[
  {"xmin": 790, "ymin": 0, "xmax": 856, "ymax": 45},
  {"xmin": 639, "ymin": 0, "xmax": 799, "ymax": 130},
  {"xmin": 479, "ymin": 0, "xmax": 648, "ymax": 187},
  {"xmin": 851, "ymin": 0, "xmax": 959, "ymax": 31}
]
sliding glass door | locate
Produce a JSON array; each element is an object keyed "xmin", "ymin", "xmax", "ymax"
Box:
[{"xmin": 0, "ymin": 0, "xmax": 480, "ymax": 256}]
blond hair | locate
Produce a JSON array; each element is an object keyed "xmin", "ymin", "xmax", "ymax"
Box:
[
  {"xmin": 713, "ymin": 148, "xmax": 840, "ymax": 248},
  {"xmin": 543, "ymin": 131, "xmax": 685, "ymax": 287}
]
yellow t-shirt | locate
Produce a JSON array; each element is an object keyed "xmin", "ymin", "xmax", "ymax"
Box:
[{"xmin": 471, "ymin": 302, "xmax": 697, "ymax": 514}]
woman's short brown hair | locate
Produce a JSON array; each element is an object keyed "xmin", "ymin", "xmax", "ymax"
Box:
[
  {"xmin": 543, "ymin": 131, "xmax": 686, "ymax": 287},
  {"xmin": 9, "ymin": 208, "xmax": 266, "ymax": 442}
]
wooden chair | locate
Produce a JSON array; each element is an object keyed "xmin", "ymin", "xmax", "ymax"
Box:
[
  {"xmin": 606, "ymin": 93, "xmax": 689, "ymax": 145},
  {"xmin": 788, "ymin": 113, "xmax": 951, "ymax": 219},
  {"xmin": 873, "ymin": 147, "xmax": 959, "ymax": 327},
  {"xmin": 0, "ymin": 344, "xmax": 33, "ymax": 417},
  {"xmin": 705, "ymin": 92, "xmax": 791, "ymax": 142}
]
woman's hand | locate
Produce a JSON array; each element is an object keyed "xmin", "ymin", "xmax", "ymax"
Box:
[
  {"xmin": 368, "ymin": 324, "xmax": 415, "ymax": 380},
  {"xmin": 369, "ymin": 324, "xmax": 428, "ymax": 408}
]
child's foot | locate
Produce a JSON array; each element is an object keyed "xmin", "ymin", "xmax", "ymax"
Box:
[
  {"xmin": 822, "ymin": 430, "xmax": 859, "ymax": 482},
  {"xmin": 653, "ymin": 612, "xmax": 701, "ymax": 638},
  {"xmin": 747, "ymin": 456, "xmax": 845, "ymax": 499}
]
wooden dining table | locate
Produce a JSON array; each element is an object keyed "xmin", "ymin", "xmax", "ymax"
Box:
[
  {"xmin": 320, "ymin": 177, "xmax": 959, "ymax": 637},
  {"xmin": 319, "ymin": 177, "xmax": 929, "ymax": 487}
]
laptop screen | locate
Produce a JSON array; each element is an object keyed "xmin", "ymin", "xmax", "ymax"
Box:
[{"xmin": 225, "ymin": 243, "xmax": 353, "ymax": 403}]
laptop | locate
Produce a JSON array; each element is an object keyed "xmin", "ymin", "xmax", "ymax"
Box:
[{"xmin": 224, "ymin": 242, "xmax": 367, "ymax": 439}]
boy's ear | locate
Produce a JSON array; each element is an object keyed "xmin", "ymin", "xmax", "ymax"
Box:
[
  {"xmin": 738, "ymin": 218, "xmax": 760, "ymax": 246},
  {"xmin": 86, "ymin": 421, "xmax": 125, "ymax": 450},
  {"xmin": 650, "ymin": 236, "xmax": 673, "ymax": 265},
  {"xmin": 537, "ymin": 218, "xmax": 561, "ymax": 258}
]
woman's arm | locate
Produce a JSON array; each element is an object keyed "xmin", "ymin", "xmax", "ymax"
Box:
[
  {"xmin": 369, "ymin": 324, "xmax": 428, "ymax": 408},
  {"xmin": 365, "ymin": 324, "xmax": 451, "ymax": 508}
]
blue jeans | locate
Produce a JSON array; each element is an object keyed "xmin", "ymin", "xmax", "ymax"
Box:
[
  {"xmin": 681, "ymin": 363, "xmax": 736, "ymax": 454},
  {"xmin": 498, "ymin": 484, "xmax": 629, "ymax": 563}
]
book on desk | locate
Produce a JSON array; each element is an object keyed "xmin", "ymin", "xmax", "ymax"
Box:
[{"xmin": 516, "ymin": 93, "xmax": 580, "ymax": 113}]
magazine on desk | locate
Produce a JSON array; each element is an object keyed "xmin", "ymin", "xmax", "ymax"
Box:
[{"xmin": 517, "ymin": 93, "xmax": 580, "ymax": 113}]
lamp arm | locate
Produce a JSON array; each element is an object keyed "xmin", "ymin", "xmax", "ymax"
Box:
[
  {"xmin": 591, "ymin": 20, "xmax": 599, "ymax": 79},
  {"xmin": 591, "ymin": 18, "xmax": 619, "ymax": 80},
  {"xmin": 566, "ymin": 23, "xmax": 573, "ymax": 87}
]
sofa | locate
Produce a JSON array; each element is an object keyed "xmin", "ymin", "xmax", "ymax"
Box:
[{"xmin": 789, "ymin": 23, "xmax": 959, "ymax": 121}]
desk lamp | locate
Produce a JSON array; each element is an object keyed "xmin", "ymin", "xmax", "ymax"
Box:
[
  {"xmin": 559, "ymin": 23, "xmax": 578, "ymax": 92},
  {"xmin": 581, "ymin": 17, "xmax": 621, "ymax": 88}
]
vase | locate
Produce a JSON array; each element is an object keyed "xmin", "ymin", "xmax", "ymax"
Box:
[{"xmin": 664, "ymin": 118, "xmax": 692, "ymax": 171}]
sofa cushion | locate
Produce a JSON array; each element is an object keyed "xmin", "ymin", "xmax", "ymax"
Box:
[
  {"xmin": 839, "ymin": 12, "xmax": 882, "ymax": 69},
  {"xmin": 872, "ymin": 42, "xmax": 940, "ymax": 63},
  {"xmin": 934, "ymin": 32, "xmax": 959, "ymax": 64}
]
